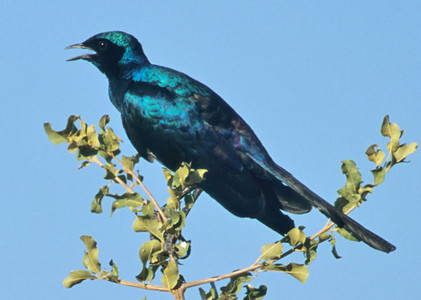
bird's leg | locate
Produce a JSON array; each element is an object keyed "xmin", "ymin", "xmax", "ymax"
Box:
[
  {"xmin": 162, "ymin": 188, "xmax": 202, "ymax": 261},
  {"xmin": 192, "ymin": 188, "xmax": 203, "ymax": 201},
  {"xmin": 181, "ymin": 188, "xmax": 203, "ymax": 217}
]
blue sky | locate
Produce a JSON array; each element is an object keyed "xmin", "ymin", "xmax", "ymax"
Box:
[{"xmin": 1, "ymin": 2, "xmax": 420, "ymax": 299}]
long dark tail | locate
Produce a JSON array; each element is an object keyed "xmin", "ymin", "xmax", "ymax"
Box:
[{"xmin": 272, "ymin": 164, "xmax": 396, "ymax": 253}]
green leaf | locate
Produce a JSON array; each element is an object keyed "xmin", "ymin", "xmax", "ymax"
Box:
[
  {"xmin": 91, "ymin": 186, "xmax": 109, "ymax": 214},
  {"xmin": 96, "ymin": 262, "xmax": 119, "ymax": 283},
  {"xmin": 132, "ymin": 216, "xmax": 151, "ymax": 232},
  {"xmin": 133, "ymin": 216, "xmax": 164, "ymax": 241},
  {"xmin": 260, "ymin": 242, "xmax": 283, "ymax": 261},
  {"xmin": 137, "ymin": 265, "xmax": 159, "ymax": 283},
  {"xmin": 337, "ymin": 227, "xmax": 360, "ymax": 242},
  {"xmin": 335, "ymin": 196, "xmax": 358, "ymax": 213},
  {"xmin": 381, "ymin": 115, "xmax": 399, "ymax": 139},
  {"xmin": 199, "ymin": 282, "xmax": 219, "ymax": 300},
  {"xmin": 44, "ymin": 115, "xmax": 79, "ymax": 145},
  {"xmin": 63, "ymin": 270, "xmax": 96, "ymax": 288},
  {"xmin": 365, "ymin": 144, "xmax": 385, "ymax": 167},
  {"xmin": 285, "ymin": 227, "xmax": 306, "ymax": 247},
  {"xmin": 220, "ymin": 273, "xmax": 252, "ymax": 296},
  {"xmin": 164, "ymin": 210, "xmax": 186, "ymax": 233},
  {"xmin": 340, "ymin": 160, "xmax": 362, "ymax": 192},
  {"xmin": 110, "ymin": 192, "xmax": 143, "ymax": 215},
  {"xmin": 142, "ymin": 201, "xmax": 155, "ymax": 218},
  {"xmin": 103, "ymin": 163, "xmax": 120, "ymax": 180},
  {"xmin": 106, "ymin": 128, "xmax": 121, "ymax": 151},
  {"xmin": 380, "ymin": 115, "xmax": 391, "ymax": 137},
  {"xmin": 77, "ymin": 145, "xmax": 98, "ymax": 161},
  {"xmin": 166, "ymin": 195, "xmax": 179, "ymax": 210},
  {"xmin": 97, "ymin": 270, "xmax": 109, "ymax": 280},
  {"xmin": 139, "ymin": 240, "xmax": 162, "ymax": 267},
  {"xmin": 86, "ymin": 124, "xmax": 100, "ymax": 148},
  {"xmin": 78, "ymin": 161, "xmax": 90, "ymax": 169},
  {"xmin": 335, "ymin": 160, "xmax": 362, "ymax": 211},
  {"xmin": 44, "ymin": 123, "xmax": 67, "ymax": 145},
  {"xmin": 161, "ymin": 259, "xmax": 180, "ymax": 289},
  {"xmin": 174, "ymin": 163, "xmax": 190, "ymax": 189},
  {"xmin": 243, "ymin": 285, "xmax": 267, "ymax": 300},
  {"xmin": 184, "ymin": 193, "xmax": 198, "ymax": 211},
  {"xmin": 260, "ymin": 262, "xmax": 308, "ymax": 283},
  {"xmin": 381, "ymin": 115, "xmax": 402, "ymax": 153},
  {"xmin": 122, "ymin": 154, "xmax": 140, "ymax": 171},
  {"xmin": 318, "ymin": 233, "xmax": 331, "ymax": 242},
  {"xmin": 162, "ymin": 168, "xmax": 173, "ymax": 183},
  {"xmin": 174, "ymin": 240, "xmax": 191, "ymax": 259},
  {"xmin": 80, "ymin": 236, "xmax": 101, "ymax": 274},
  {"xmin": 186, "ymin": 168, "xmax": 207, "ymax": 185},
  {"xmin": 371, "ymin": 167, "xmax": 386, "ymax": 186},
  {"xmin": 330, "ymin": 237, "xmax": 342, "ymax": 259},
  {"xmin": 303, "ymin": 239, "xmax": 318, "ymax": 265},
  {"xmin": 117, "ymin": 174, "xmax": 127, "ymax": 184},
  {"xmin": 98, "ymin": 150, "xmax": 113, "ymax": 163},
  {"xmin": 108, "ymin": 260, "xmax": 119, "ymax": 283},
  {"xmin": 99, "ymin": 115, "xmax": 110, "ymax": 130},
  {"xmin": 219, "ymin": 295, "xmax": 232, "ymax": 299},
  {"xmin": 393, "ymin": 142, "xmax": 418, "ymax": 163},
  {"xmin": 99, "ymin": 126, "xmax": 121, "ymax": 154}
]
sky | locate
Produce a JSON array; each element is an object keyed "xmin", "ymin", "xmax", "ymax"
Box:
[{"xmin": 1, "ymin": 1, "xmax": 420, "ymax": 299}]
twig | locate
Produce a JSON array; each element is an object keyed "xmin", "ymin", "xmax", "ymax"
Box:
[
  {"xmin": 90, "ymin": 156, "xmax": 135, "ymax": 193},
  {"xmin": 112, "ymin": 155, "xmax": 168, "ymax": 223},
  {"xmin": 105, "ymin": 278, "xmax": 169, "ymax": 292},
  {"xmin": 182, "ymin": 263, "xmax": 262, "ymax": 290},
  {"xmin": 310, "ymin": 206, "xmax": 357, "ymax": 240},
  {"xmin": 182, "ymin": 245, "xmax": 298, "ymax": 290}
]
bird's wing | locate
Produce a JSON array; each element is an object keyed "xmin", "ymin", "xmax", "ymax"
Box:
[
  {"xmin": 191, "ymin": 92, "xmax": 314, "ymax": 214},
  {"xmin": 131, "ymin": 65, "xmax": 274, "ymax": 163}
]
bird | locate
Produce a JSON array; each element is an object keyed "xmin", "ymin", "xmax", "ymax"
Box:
[{"xmin": 66, "ymin": 31, "xmax": 395, "ymax": 253}]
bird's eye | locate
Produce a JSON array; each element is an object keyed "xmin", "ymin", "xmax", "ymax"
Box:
[{"xmin": 97, "ymin": 41, "xmax": 108, "ymax": 51}]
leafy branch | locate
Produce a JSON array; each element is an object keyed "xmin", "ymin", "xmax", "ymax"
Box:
[{"xmin": 44, "ymin": 115, "xmax": 416, "ymax": 299}]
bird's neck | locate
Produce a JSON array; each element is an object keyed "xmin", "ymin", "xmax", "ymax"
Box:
[
  {"xmin": 107, "ymin": 61, "xmax": 150, "ymax": 113},
  {"xmin": 105, "ymin": 60, "xmax": 145, "ymax": 104},
  {"xmin": 100, "ymin": 60, "xmax": 144, "ymax": 79},
  {"xmin": 107, "ymin": 74, "xmax": 131, "ymax": 112}
]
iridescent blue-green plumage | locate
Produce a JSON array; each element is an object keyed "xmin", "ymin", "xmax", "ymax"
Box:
[{"xmin": 67, "ymin": 31, "xmax": 395, "ymax": 253}]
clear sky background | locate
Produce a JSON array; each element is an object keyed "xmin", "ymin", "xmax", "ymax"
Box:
[{"xmin": 1, "ymin": 2, "xmax": 420, "ymax": 299}]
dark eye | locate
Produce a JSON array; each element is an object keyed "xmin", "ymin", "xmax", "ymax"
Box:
[{"xmin": 97, "ymin": 41, "xmax": 108, "ymax": 51}]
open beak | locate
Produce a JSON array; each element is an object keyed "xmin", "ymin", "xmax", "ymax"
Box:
[{"xmin": 65, "ymin": 43, "xmax": 96, "ymax": 61}]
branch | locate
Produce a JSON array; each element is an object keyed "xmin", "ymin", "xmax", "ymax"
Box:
[
  {"xmin": 112, "ymin": 155, "xmax": 168, "ymax": 223},
  {"xmin": 90, "ymin": 156, "xmax": 135, "ymax": 193},
  {"xmin": 105, "ymin": 278, "xmax": 169, "ymax": 292},
  {"xmin": 310, "ymin": 205, "xmax": 359, "ymax": 241}
]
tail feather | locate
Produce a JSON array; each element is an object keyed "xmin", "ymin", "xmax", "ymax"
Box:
[{"xmin": 272, "ymin": 164, "xmax": 396, "ymax": 253}]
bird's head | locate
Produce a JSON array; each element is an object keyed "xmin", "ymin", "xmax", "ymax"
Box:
[{"xmin": 66, "ymin": 31, "xmax": 149, "ymax": 76}]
